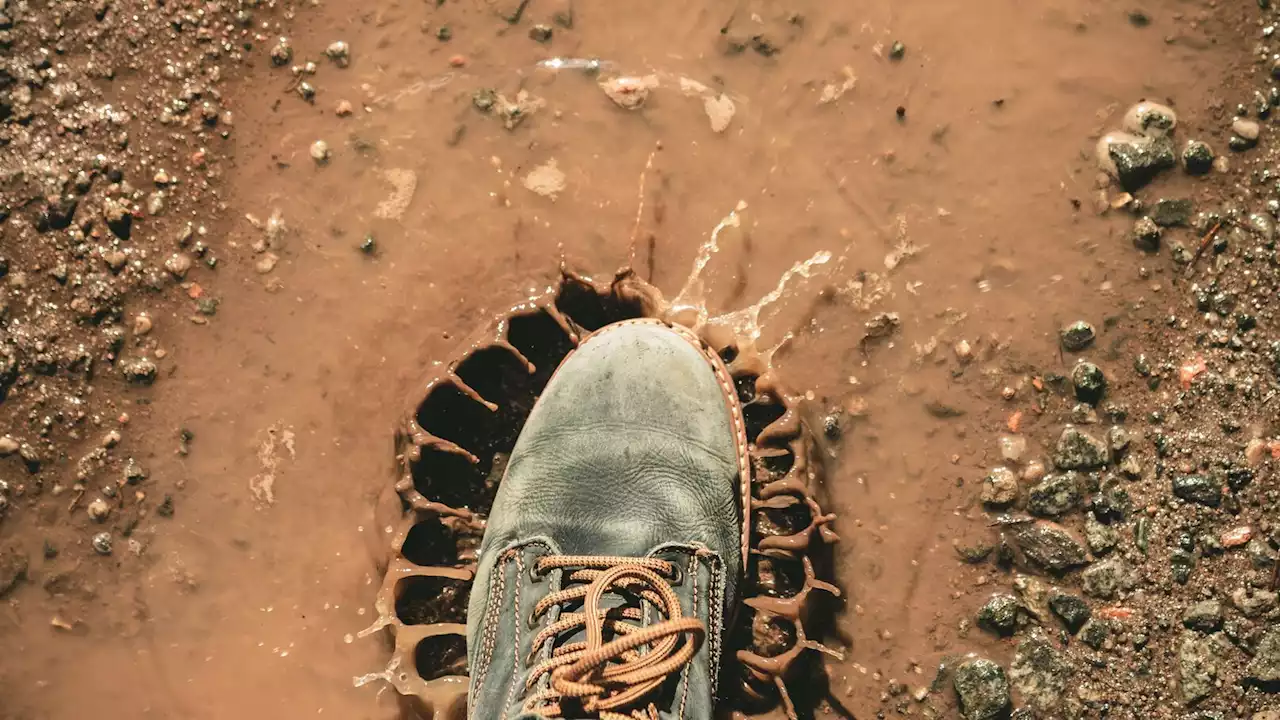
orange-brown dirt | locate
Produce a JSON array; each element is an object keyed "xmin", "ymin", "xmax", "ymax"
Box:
[{"xmin": 1, "ymin": 1, "xmax": 1273, "ymax": 719}]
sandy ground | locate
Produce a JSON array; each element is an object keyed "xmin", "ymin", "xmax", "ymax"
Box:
[{"xmin": 2, "ymin": 1, "xmax": 1278, "ymax": 719}]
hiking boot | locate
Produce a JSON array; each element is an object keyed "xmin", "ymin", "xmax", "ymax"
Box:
[{"xmin": 466, "ymin": 318, "xmax": 749, "ymax": 720}]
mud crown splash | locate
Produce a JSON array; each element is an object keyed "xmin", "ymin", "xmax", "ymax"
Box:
[{"xmin": 357, "ymin": 206, "xmax": 843, "ymax": 719}]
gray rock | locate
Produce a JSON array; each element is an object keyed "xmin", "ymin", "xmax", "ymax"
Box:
[
  {"xmin": 1081, "ymin": 559, "xmax": 1123, "ymax": 599},
  {"xmin": 1248, "ymin": 536, "xmax": 1278, "ymax": 570},
  {"xmin": 981, "ymin": 467, "xmax": 1019, "ymax": 508},
  {"xmin": 1108, "ymin": 136, "xmax": 1176, "ymax": 191},
  {"xmin": 1245, "ymin": 627, "xmax": 1280, "ymax": 688},
  {"xmin": 1151, "ymin": 198, "xmax": 1194, "ymax": 227},
  {"xmin": 1047, "ymin": 590, "xmax": 1090, "ymax": 634},
  {"xmin": 1182, "ymin": 140, "xmax": 1214, "ymax": 175},
  {"xmin": 1172, "ymin": 475, "xmax": 1222, "ymax": 508},
  {"xmin": 1079, "ymin": 618, "xmax": 1110, "ymax": 649},
  {"xmin": 1071, "ymin": 362, "xmax": 1107, "ymax": 405},
  {"xmin": 1008, "ymin": 632, "xmax": 1070, "ymax": 713},
  {"xmin": 1118, "ymin": 454, "xmax": 1142, "ymax": 479},
  {"xmin": 1132, "ymin": 216, "xmax": 1162, "ymax": 251},
  {"xmin": 1027, "ymin": 473, "xmax": 1083, "ymax": 517},
  {"xmin": 1003, "ymin": 519, "xmax": 1088, "ymax": 572},
  {"xmin": 1179, "ymin": 633, "xmax": 1219, "ymax": 703},
  {"xmin": 1106, "ymin": 426, "xmax": 1130, "ymax": 459},
  {"xmin": 1060, "ymin": 321, "xmax": 1096, "ymax": 352},
  {"xmin": 1083, "ymin": 514, "xmax": 1118, "ymax": 555},
  {"xmin": 1181, "ymin": 599, "xmax": 1223, "ymax": 633},
  {"xmin": 0, "ymin": 435, "xmax": 18, "ymax": 456},
  {"xmin": 954, "ymin": 658, "xmax": 1012, "ymax": 720},
  {"xmin": 977, "ymin": 594, "xmax": 1021, "ymax": 637},
  {"xmin": 1053, "ymin": 427, "xmax": 1108, "ymax": 470},
  {"xmin": 1230, "ymin": 587, "xmax": 1278, "ymax": 618}
]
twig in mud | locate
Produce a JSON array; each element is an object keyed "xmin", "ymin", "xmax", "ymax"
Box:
[
  {"xmin": 627, "ymin": 145, "xmax": 658, "ymax": 269},
  {"xmin": 1185, "ymin": 221, "xmax": 1221, "ymax": 275}
]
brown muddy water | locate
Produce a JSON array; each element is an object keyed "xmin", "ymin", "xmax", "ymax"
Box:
[{"xmin": 0, "ymin": 1, "xmax": 1250, "ymax": 718}]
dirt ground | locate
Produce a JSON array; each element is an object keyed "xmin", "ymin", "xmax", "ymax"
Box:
[{"xmin": 2, "ymin": 0, "xmax": 1279, "ymax": 718}]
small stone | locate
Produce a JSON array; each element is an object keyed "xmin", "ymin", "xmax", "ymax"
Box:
[
  {"xmin": 335, "ymin": 100, "xmax": 354, "ymax": 117},
  {"xmin": 999, "ymin": 435, "xmax": 1027, "ymax": 462},
  {"xmin": 1181, "ymin": 599, "xmax": 1223, "ymax": 633},
  {"xmin": 1122, "ymin": 101, "xmax": 1177, "ymax": 137},
  {"xmin": 297, "ymin": 82, "xmax": 315, "ymax": 101},
  {"xmin": 196, "ymin": 298, "xmax": 219, "ymax": 316},
  {"xmin": 1003, "ymin": 519, "xmax": 1088, "ymax": 571},
  {"xmin": 1008, "ymin": 633, "xmax": 1070, "ymax": 713},
  {"xmin": 91, "ymin": 531, "xmax": 113, "ymax": 555},
  {"xmin": 1179, "ymin": 634, "xmax": 1219, "ymax": 702},
  {"xmin": 122, "ymin": 358, "xmax": 158, "ymax": 386},
  {"xmin": 123, "ymin": 458, "xmax": 147, "ymax": 485},
  {"xmin": 1233, "ymin": 117, "xmax": 1261, "ymax": 141},
  {"xmin": 1231, "ymin": 587, "xmax": 1277, "ymax": 618},
  {"xmin": 1081, "ymin": 559, "xmax": 1123, "ymax": 599},
  {"xmin": 1047, "ymin": 591, "xmax": 1091, "ymax": 634},
  {"xmin": 1071, "ymin": 362, "xmax": 1107, "ymax": 405},
  {"xmin": 889, "ymin": 41, "xmax": 906, "ymax": 60},
  {"xmin": 1060, "ymin": 321, "xmax": 1096, "ymax": 352},
  {"xmin": 157, "ymin": 495, "xmax": 175, "ymax": 518},
  {"xmin": 359, "ymin": 236, "xmax": 377, "ymax": 255},
  {"xmin": 981, "ymin": 467, "xmax": 1019, "ymax": 508},
  {"xmin": 529, "ymin": 24, "xmax": 553, "ymax": 42},
  {"xmin": 1150, "ymin": 198, "xmax": 1193, "ymax": 227},
  {"xmin": 104, "ymin": 250, "xmax": 128, "ymax": 272},
  {"xmin": 101, "ymin": 430, "xmax": 121, "ymax": 449},
  {"xmin": 132, "ymin": 313, "xmax": 153, "ymax": 336},
  {"xmin": 600, "ymin": 75, "xmax": 658, "ymax": 110},
  {"xmin": 86, "ymin": 498, "xmax": 111, "ymax": 522},
  {"xmin": 953, "ymin": 658, "xmax": 1011, "ymax": 720},
  {"xmin": 1079, "ymin": 618, "xmax": 1110, "ymax": 649},
  {"xmin": 1084, "ymin": 514, "xmax": 1118, "ymax": 555},
  {"xmin": 1183, "ymin": 140, "xmax": 1214, "ymax": 174},
  {"xmin": 255, "ymin": 253, "xmax": 279, "ymax": 274},
  {"xmin": 436, "ymin": 25, "xmax": 452, "ymax": 41},
  {"xmin": 976, "ymin": 594, "xmax": 1021, "ymax": 637},
  {"xmin": 1053, "ymin": 426, "xmax": 1108, "ymax": 470},
  {"xmin": 270, "ymin": 37, "xmax": 293, "ymax": 66},
  {"xmin": 310, "ymin": 140, "xmax": 331, "ymax": 164},
  {"xmin": 164, "ymin": 253, "xmax": 193, "ymax": 279},
  {"xmin": 1026, "ymin": 473, "xmax": 1082, "ymax": 517},
  {"xmin": 1103, "ymin": 135, "xmax": 1176, "ymax": 191},
  {"xmin": 0, "ymin": 436, "xmax": 18, "ymax": 456},
  {"xmin": 325, "ymin": 40, "xmax": 350, "ymax": 67},
  {"xmin": 1118, "ymin": 454, "xmax": 1142, "ymax": 479},
  {"xmin": 1245, "ymin": 628, "xmax": 1280, "ymax": 687},
  {"xmin": 1172, "ymin": 475, "xmax": 1221, "ymax": 508},
  {"xmin": 1131, "ymin": 216, "xmax": 1162, "ymax": 251}
]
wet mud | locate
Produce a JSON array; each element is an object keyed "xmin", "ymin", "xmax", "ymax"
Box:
[{"xmin": 361, "ymin": 261, "xmax": 842, "ymax": 719}]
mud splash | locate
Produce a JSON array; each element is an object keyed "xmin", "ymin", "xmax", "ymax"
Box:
[{"xmin": 359, "ymin": 210, "xmax": 843, "ymax": 719}]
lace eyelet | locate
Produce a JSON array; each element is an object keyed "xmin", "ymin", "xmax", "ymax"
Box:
[
  {"xmin": 528, "ymin": 612, "xmax": 541, "ymax": 630},
  {"xmin": 668, "ymin": 564, "xmax": 684, "ymax": 586},
  {"xmin": 529, "ymin": 562, "xmax": 545, "ymax": 583}
]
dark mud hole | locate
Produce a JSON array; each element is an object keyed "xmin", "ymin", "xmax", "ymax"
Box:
[{"xmin": 377, "ymin": 271, "xmax": 843, "ymax": 719}]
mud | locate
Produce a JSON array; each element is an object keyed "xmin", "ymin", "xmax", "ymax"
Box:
[{"xmin": 363, "ymin": 258, "xmax": 841, "ymax": 719}]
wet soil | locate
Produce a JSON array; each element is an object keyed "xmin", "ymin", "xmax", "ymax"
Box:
[{"xmin": 1, "ymin": 1, "xmax": 1276, "ymax": 719}]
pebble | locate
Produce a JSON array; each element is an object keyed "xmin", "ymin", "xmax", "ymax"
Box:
[
  {"xmin": 0, "ymin": 436, "xmax": 18, "ymax": 456},
  {"xmin": 1231, "ymin": 587, "xmax": 1278, "ymax": 618},
  {"xmin": 1245, "ymin": 627, "xmax": 1280, "ymax": 687},
  {"xmin": 1047, "ymin": 591, "xmax": 1091, "ymax": 634},
  {"xmin": 335, "ymin": 101, "xmax": 354, "ymax": 117},
  {"xmin": 889, "ymin": 41, "xmax": 906, "ymax": 60},
  {"xmin": 101, "ymin": 430, "xmax": 121, "ymax": 449},
  {"xmin": 325, "ymin": 40, "xmax": 350, "ymax": 67},
  {"xmin": 529, "ymin": 24, "xmax": 553, "ymax": 42},
  {"xmin": 981, "ymin": 467, "xmax": 1019, "ymax": 508},
  {"xmin": 599, "ymin": 75, "xmax": 659, "ymax": 110},
  {"xmin": 953, "ymin": 658, "xmax": 1011, "ymax": 720},
  {"xmin": 91, "ymin": 532, "xmax": 113, "ymax": 555},
  {"xmin": 164, "ymin": 253, "xmax": 193, "ymax": 279},
  {"xmin": 255, "ymin": 253, "xmax": 280, "ymax": 274},
  {"xmin": 1026, "ymin": 473, "xmax": 1083, "ymax": 517},
  {"xmin": 1179, "ymin": 634, "xmax": 1219, "ymax": 703},
  {"xmin": 1171, "ymin": 475, "xmax": 1222, "ymax": 508},
  {"xmin": 297, "ymin": 82, "xmax": 316, "ymax": 102},
  {"xmin": 1182, "ymin": 140, "xmax": 1214, "ymax": 174},
  {"xmin": 1002, "ymin": 518, "xmax": 1088, "ymax": 571},
  {"xmin": 1097, "ymin": 132, "xmax": 1176, "ymax": 191},
  {"xmin": 1060, "ymin": 321, "xmax": 1096, "ymax": 352},
  {"xmin": 1131, "ymin": 216, "xmax": 1162, "ymax": 251},
  {"xmin": 121, "ymin": 358, "xmax": 158, "ymax": 386},
  {"xmin": 310, "ymin": 140, "xmax": 331, "ymax": 164},
  {"xmin": 133, "ymin": 313, "xmax": 153, "ymax": 336},
  {"xmin": 86, "ymin": 498, "xmax": 111, "ymax": 522},
  {"xmin": 270, "ymin": 37, "xmax": 293, "ymax": 66},
  {"xmin": 1232, "ymin": 117, "xmax": 1261, "ymax": 142},
  {"xmin": 1081, "ymin": 559, "xmax": 1124, "ymax": 599},
  {"xmin": 1052, "ymin": 426, "xmax": 1108, "ymax": 470},
  {"xmin": 1008, "ymin": 633, "xmax": 1070, "ymax": 712},
  {"xmin": 1150, "ymin": 198, "xmax": 1193, "ymax": 227},
  {"xmin": 1083, "ymin": 513, "xmax": 1118, "ymax": 555},
  {"xmin": 976, "ymin": 594, "xmax": 1021, "ymax": 637},
  {"xmin": 1071, "ymin": 362, "xmax": 1107, "ymax": 405},
  {"xmin": 999, "ymin": 435, "xmax": 1027, "ymax": 462},
  {"xmin": 1181, "ymin": 599, "xmax": 1223, "ymax": 633}
]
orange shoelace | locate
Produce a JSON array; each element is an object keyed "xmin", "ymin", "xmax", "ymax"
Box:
[{"xmin": 521, "ymin": 555, "xmax": 705, "ymax": 720}]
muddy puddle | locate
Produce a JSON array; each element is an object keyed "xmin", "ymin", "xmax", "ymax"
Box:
[{"xmin": 0, "ymin": 1, "xmax": 1249, "ymax": 719}]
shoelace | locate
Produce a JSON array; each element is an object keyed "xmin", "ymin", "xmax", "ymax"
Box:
[{"xmin": 521, "ymin": 555, "xmax": 706, "ymax": 720}]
